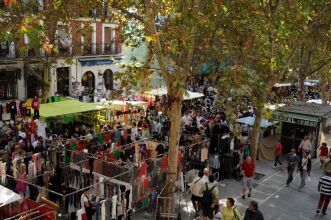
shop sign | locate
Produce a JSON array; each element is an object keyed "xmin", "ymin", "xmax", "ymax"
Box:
[
  {"xmin": 273, "ymin": 113, "xmax": 318, "ymax": 127},
  {"xmin": 80, "ymin": 59, "xmax": 114, "ymax": 67}
]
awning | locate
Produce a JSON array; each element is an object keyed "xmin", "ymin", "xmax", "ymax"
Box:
[
  {"xmin": 144, "ymin": 88, "xmax": 204, "ymax": 100},
  {"xmin": 273, "ymin": 82, "xmax": 292, "ymax": 87},
  {"xmin": 0, "ymin": 185, "xmax": 22, "ymax": 207},
  {"xmin": 40, "ymin": 100, "xmax": 104, "ymax": 118},
  {"xmin": 184, "ymin": 91, "xmax": 204, "ymax": 100},
  {"xmin": 236, "ymin": 116, "xmax": 276, "ymax": 128},
  {"xmin": 78, "ymin": 57, "xmax": 114, "ymax": 67},
  {"xmin": 102, "ymin": 100, "xmax": 148, "ymax": 110}
]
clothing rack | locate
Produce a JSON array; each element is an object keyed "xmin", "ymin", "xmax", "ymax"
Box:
[{"xmin": 5, "ymin": 204, "xmax": 46, "ymax": 220}]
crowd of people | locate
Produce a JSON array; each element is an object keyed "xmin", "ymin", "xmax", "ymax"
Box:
[{"xmin": 1, "ymin": 81, "xmax": 331, "ymax": 219}]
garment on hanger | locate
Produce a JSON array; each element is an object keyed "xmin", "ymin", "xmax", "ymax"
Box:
[
  {"xmin": 101, "ymin": 200, "xmax": 106, "ymax": 220},
  {"xmin": 201, "ymin": 147, "xmax": 208, "ymax": 162},
  {"xmin": 111, "ymin": 195, "xmax": 117, "ymax": 219},
  {"xmin": 0, "ymin": 161, "xmax": 6, "ymax": 185}
]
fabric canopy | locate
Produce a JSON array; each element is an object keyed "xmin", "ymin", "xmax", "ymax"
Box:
[
  {"xmin": 184, "ymin": 91, "xmax": 204, "ymax": 100},
  {"xmin": 237, "ymin": 116, "xmax": 277, "ymax": 128},
  {"xmin": 145, "ymin": 88, "xmax": 168, "ymax": 96},
  {"xmin": 307, "ymin": 99, "xmax": 322, "ymax": 104},
  {"xmin": 40, "ymin": 100, "xmax": 103, "ymax": 118},
  {"xmin": 103, "ymin": 100, "xmax": 148, "ymax": 110},
  {"xmin": 273, "ymin": 82, "xmax": 292, "ymax": 87},
  {"xmin": 0, "ymin": 185, "xmax": 22, "ymax": 207},
  {"xmin": 145, "ymin": 88, "xmax": 204, "ymax": 100}
]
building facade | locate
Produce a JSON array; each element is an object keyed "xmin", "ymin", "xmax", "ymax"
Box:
[{"xmin": 0, "ymin": 0, "xmax": 123, "ymax": 101}]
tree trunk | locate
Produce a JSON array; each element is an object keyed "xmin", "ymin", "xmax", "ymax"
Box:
[
  {"xmin": 250, "ymin": 107, "xmax": 263, "ymax": 163},
  {"xmin": 166, "ymin": 93, "xmax": 182, "ymax": 184},
  {"xmin": 299, "ymin": 74, "xmax": 305, "ymax": 101},
  {"xmin": 161, "ymin": 90, "xmax": 182, "ymax": 215},
  {"xmin": 321, "ymin": 81, "xmax": 329, "ymax": 104}
]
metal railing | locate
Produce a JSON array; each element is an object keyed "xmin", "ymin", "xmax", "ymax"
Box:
[{"xmin": 0, "ymin": 42, "xmax": 119, "ymax": 59}]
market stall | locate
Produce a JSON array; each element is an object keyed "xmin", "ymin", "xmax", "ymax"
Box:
[{"xmin": 273, "ymin": 101, "xmax": 331, "ymax": 155}]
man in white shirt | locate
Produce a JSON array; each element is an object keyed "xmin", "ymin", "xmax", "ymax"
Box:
[
  {"xmin": 181, "ymin": 112, "xmax": 192, "ymax": 127},
  {"xmin": 299, "ymin": 135, "xmax": 312, "ymax": 155},
  {"xmin": 203, "ymin": 168, "xmax": 209, "ymax": 182},
  {"xmin": 189, "ymin": 171, "xmax": 205, "ymax": 217}
]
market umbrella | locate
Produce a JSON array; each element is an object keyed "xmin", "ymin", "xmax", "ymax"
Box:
[
  {"xmin": 236, "ymin": 116, "xmax": 276, "ymax": 128},
  {"xmin": 145, "ymin": 88, "xmax": 204, "ymax": 100}
]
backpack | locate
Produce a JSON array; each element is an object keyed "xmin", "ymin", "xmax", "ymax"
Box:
[
  {"xmin": 233, "ymin": 207, "xmax": 241, "ymax": 220},
  {"xmin": 202, "ymin": 183, "xmax": 216, "ymax": 207}
]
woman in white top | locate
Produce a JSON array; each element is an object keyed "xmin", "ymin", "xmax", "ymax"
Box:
[{"xmin": 81, "ymin": 188, "xmax": 94, "ymax": 220}]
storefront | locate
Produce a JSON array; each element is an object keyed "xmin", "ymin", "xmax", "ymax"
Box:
[{"xmin": 273, "ymin": 102, "xmax": 331, "ymax": 156}]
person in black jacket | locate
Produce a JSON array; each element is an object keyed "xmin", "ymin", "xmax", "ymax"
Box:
[
  {"xmin": 244, "ymin": 200, "xmax": 264, "ymax": 220},
  {"xmin": 297, "ymin": 151, "xmax": 312, "ymax": 192}
]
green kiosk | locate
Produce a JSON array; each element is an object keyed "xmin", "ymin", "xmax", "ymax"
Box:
[{"xmin": 273, "ymin": 102, "xmax": 331, "ymax": 156}]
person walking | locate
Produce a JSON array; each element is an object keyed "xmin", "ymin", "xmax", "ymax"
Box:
[
  {"xmin": 297, "ymin": 151, "xmax": 311, "ymax": 192},
  {"xmin": 222, "ymin": 197, "xmax": 243, "ymax": 220},
  {"xmin": 298, "ymin": 135, "xmax": 311, "ymax": 156},
  {"xmin": 200, "ymin": 175, "xmax": 219, "ymax": 220},
  {"xmin": 316, "ymin": 171, "xmax": 331, "ymax": 216},
  {"xmin": 319, "ymin": 143, "xmax": 329, "ymax": 168},
  {"xmin": 241, "ymin": 156, "xmax": 255, "ymax": 199},
  {"xmin": 243, "ymin": 201, "xmax": 264, "ymax": 220},
  {"xmin": 273, "ymin": 140, "xmax": 282, "ymax": 168},
  {"xmin": 286, "ymin": 148, "xmax": 300, "ymax": 187},
  {"xmin": 323, "ymin": 152, "xmax": 331, "ymax": 175},
  {"xmin": 190, "ymin": 171, "xmax": 205, "ymax": 217}
]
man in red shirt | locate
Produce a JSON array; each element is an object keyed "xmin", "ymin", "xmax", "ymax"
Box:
[
  {"xmin": 241, "ymin": 156, "xmax": 255, "ymax": 199},
  {"xmin": 319, "ymin": 143, "xmax": 329, "ymax": 168},
  {"xmin": 273, "ymin": 140, "xmax": 283, "ymax": 168}
]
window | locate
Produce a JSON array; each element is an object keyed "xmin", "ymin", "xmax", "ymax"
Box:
[{"xmin": 103, "ymin": 69, "xmax": 113, "ymax": 90}]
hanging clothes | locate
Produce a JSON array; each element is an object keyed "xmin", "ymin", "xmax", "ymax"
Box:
[
  {"xmin": 138, "ymin": 162, "xmax": 147, "ymax": 177},
  {"xmin": 111, "ymin": 195, "xmax": 117, "ymax": 219},
  {"xmin": 0, "ymin": 161, "xmax": 6, "ymax": 185},
  {"xmin": 160, "ymin": 155, "xmax": 168, "ymax": 172}
]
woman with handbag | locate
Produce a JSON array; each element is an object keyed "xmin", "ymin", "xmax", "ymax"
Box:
[
  {"xmin": 81, "ymin": 188, "xmax": 95, "ymax": 220},
  {"xmin": 222, "ymin": 197, "xmax": 243, "ymax": 220}
]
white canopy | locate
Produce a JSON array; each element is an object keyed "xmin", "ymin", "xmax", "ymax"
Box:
[
  {"xmin": 273, "ymin": 82, "xmax": 292, "ymax": 87},
  {"xmin": 184, "ymin": 91, "xmax": 204, "ymax": 100},
  {"xmin": 307, "ymin": 99, "xmax": 322, "ymax": 104},
  {"xmin": 264, "ymin": 103, "xmax": 285, "ymax": 111},
  {"xmin": 237, "ymin": 116, "xmax": 277, "ymax": 128},
  {"xmin": 0, "ymin": 185, "xmax": 22, "ymax": 207},
  {"xmin": 145, "ymin": 88, "xmax": 204, "ymax": 100},
  {"xmin": 104, "ymin": 100, "xmax": 148, "ymax": 110},
  {"xmin": 144, "ymin": 88, "xmax": 168, "ymax": 96}
]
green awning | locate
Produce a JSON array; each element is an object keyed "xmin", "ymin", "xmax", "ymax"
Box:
[{"xmin": 39, "ymin": 100, "xmax": 104, "ymax": 118}]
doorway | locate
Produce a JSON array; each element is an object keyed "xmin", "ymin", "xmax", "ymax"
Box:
[
  {"xmin": 103, "ymin": 69, "xmax": 114, "ymax": 90},
  {"xmin": 56, "ymin": 67, "xmax": 70, "ymax": 96},
  {"xmin": 82, "ymin": 71, "xmax": 95, "ymax": 92}
]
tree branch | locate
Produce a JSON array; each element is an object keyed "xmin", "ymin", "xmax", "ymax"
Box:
[
  {"xmin": 308, "ymin": 56, "xmax": 331, "ymax": 76},
  {"xmin": 111, "ymin": 3, "xmax": 145, "ymax": 23}
]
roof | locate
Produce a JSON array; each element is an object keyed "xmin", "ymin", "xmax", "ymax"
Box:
[
  {"xmin": 236, "ymin": 116, "xmax": 277, "ymax": 128},
  {"xmin": 40, "ymin": 100, "xmax": 103, "ymax": 118},
  {"xmin": 277, "ymin": 102, "xmax": 331, "ymax": 119},
  {"xmin": 0, "ymin": 185, "xmax": 22, "ymax": 207}
]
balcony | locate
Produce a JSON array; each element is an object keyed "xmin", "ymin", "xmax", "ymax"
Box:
[
  {"xmin": 80, "ymin": 43, "xmax": 118, "ymax": 56},
  {"xmin": 0, "ymin": 43, "xmax": 16, "ymax": 59},
  {"xmin": 1, "ymin": 42, "xmax": 120, "ymax": 59}
]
